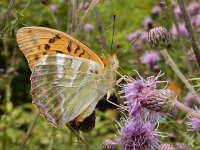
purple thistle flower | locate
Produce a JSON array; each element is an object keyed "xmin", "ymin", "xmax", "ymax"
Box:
[
  {"xmin": 132, "ymin": 40, "xmax": 142, "ymax": 52},
  {"xmin": 50, "ymin": 5, "xmax": 57, "ymax": 13},
  {"xmin": 118, "ymin": 118, "xmax": 159, "ymax": 150},
  {"xmin": 194, "ymin": 14, "xmax": 200, "ymax": 27},
  {"xmin": 143, "ymin": 17, "xmax": 153, "ymax": 30},
  {"xmin": 127, "ymin": 29, "xmax": 142, "ymax": 42},
  {"xmin": 174, "ymin": 7, "xmax": 182, "ymax": 18},
  {"xmin": 187, "ymin": 116, "xmax": 200, "ymax": 132},
  {"xmin": 175, "ymin": 142, "xmax": 190, "ymax": 150},
  {"xmin": 184, "ymin": 92, "xmax": 199, "ymax": 108},
  {"xmin": 140, "ymin": 51, "xmax": 160, "ymax": 66},
  {"xmin": 143, "ymin": 17, "xmax": 152, "ymax": 26},
  {"xmin": 158, "ymin": 143, "xmax": 176, "ymax": 150},
  {"xmin": 120, "ymin": 72, "xmax": 173, "ymax": 118},
  {"xmin": 140, "ymin": 89, "xmax": 175, "ymax": 113},
  {"xmin": 141, "ymin": 31, "xmax": 148, "ymax": 42},
  {"xmin": 118, "ymin": 117, "xmax": 159, "ymax": 150},
  {"xmin": 151, "ymin": 6, "xmax": 162, "ymax": 16},
  {"xmin": 83, "ymin": 23, "xmax": 94, "ymax": 32},
  {"xmin": 170, "ymin": 23, "xmax": 188, "ymax": 39},
  {"xmin": 188, "ymin": 2, "xmax": 199, "ymax": 16},
  {"xmin": 101, "ymin": 139, "xmax": 117, "ymax": 150}
]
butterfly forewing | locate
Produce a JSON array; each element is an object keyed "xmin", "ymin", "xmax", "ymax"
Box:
[
  {"xmin": 31, "ymin": 54, "xmax": 104, "ymax": 127},
  {"xmin": 16, "ymin": 26, "xmax": 104, "ymax": 70}
]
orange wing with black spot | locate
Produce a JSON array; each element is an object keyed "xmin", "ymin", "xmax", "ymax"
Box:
[{"xmin": 16, "ymin": 26, "xmax": 105, "ymax": 71}]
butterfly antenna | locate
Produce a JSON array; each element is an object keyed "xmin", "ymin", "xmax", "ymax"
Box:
[
  {"xmin": 110, "ymin": 14, "xmax": 116, "ymax": 53},
  {"xmin": 115, "ymin": 35, "xmax": 140, "ymax": 55}
]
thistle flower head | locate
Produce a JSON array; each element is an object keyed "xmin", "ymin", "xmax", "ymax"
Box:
[
  {"xmin": 148, "ymin": 26, "xmax": 170, "ymax": 49},
  {"xmin": 132, "ymin": 40, "xmax": 142, "ymax": 52},
  {"xmin": 188, "ymin": 2, "xmax": 199, "ymax": 16},
  {"xmin": 175, "ymin": 142, "xmax": 190, "ymax": 150},
  {"xmin": 184, "ymin": 92, "xmax": 199, "ymax": 108},
  {"xmin": 118, "ymin": 118, "xmax": 159, "ymax": 150},
  {"xmin": 158, "ymin": 143, "xmax": 176, "ymax": 150},
  {"xmin": 120, "ymin": 72, "xmax": 173, "ymax": 117},
  {"xmin": 140, "ymin": 89, "xmax": 176, "ymax": 113},
  {"xmin": 83, "ymin": 23, "xmax": 94, "ymax": 32},
  {"xmin": 194, "ymin": 14, "xmax": 200, "ymax": 27},
  {"xmin": 127, "ymin": 29, "xmax": 142, "ymax": 42},
  {"xmin": 187, "ymin": 116, "xmax": 200, "ymax": 132},
  {"xmin": 143, "ymin": 17, "xmax": 153, "ymax": 30},
  {"xmin": 50, "ymin": 5, "xmax": 57, "ymax": 13},
  {"xmin": 140, "ymin": 51, "xmax": 160, "ymax": 66},
  {"xmin": 141, "ymin": 31, "xmax": 148, "ymax": 42},
  {"xmin": 171, "ymin": 24, "xmax": 188, "ymax": 39},
  {"xmin": 151, "ymin": 6, "xmax": 162, "ymax": 17},
  {"xmin": 101, "ymin": 139, "xmax": 117, "ymax": 150},
  {"xmin": 174, "ymin": 7, "xmax": 182, "ymax": 18}
]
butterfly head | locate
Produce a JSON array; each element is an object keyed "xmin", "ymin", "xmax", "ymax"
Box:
[{"xmin": 108, "ymin": 54, "xmax": 119, "ymax": 70}]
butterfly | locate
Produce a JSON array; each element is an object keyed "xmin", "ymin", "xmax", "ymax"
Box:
[
  {"xmin": 16, "ymin": 27, "xmax": 118, "ymax": 128},
  {"xmin": 167, "ymin": 81, "xmax": 181, "ymax": 96}
]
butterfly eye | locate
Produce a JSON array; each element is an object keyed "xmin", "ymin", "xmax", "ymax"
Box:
[{"xmin": 94, "ymin": 70, "xmax": 99, "ymax": 74}]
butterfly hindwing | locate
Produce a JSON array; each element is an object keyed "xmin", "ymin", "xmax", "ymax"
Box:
[
  {"xmin": 31, "ymin": 54, "xmax": 104, "ymax": 127},
  {"xmin": 16, "ymin": 26, "xmax": 104, "ymax": 70}
]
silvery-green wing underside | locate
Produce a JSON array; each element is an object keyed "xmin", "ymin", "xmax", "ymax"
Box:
[{"xmin": 31, "ymin": 53, "xmax": 103, "ymax": 127}]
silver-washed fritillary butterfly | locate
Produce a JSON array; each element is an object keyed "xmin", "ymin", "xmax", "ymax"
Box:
[{"xmin": 16, "ymin": 26, "xmax": 118, "ymax": 128}]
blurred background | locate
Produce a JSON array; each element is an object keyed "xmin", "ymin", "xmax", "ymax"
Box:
[{"xmin": 0, "ymin": 0, "xmax": 200, "ymax": 149}]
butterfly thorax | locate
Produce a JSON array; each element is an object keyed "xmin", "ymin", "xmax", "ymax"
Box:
[{"xmin": 99, "ymin": 55, "xmax": 118, "ymax": 95}]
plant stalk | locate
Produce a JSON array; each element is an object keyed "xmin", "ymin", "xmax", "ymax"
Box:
[
  {"xmin": 178, "ymin": 0, "xmax": 200, "ymax": 69},
  {"xmin": 174, "ymin": 98, "xmax": 200, "ymax": 119},
  {"xmin": 1, "ymin": 0, "xmax": 15, "ymax": 30},
  {"xmin": 160, "ymin": 49, "xmax": 200, "ymax": 103},
  {"xmin": 73, "ymin": 0, "xmax": 99, "ymax": 36},
  {"xmin": 18, "ymin": 113, "xmax": 40, "ymax": 150}
]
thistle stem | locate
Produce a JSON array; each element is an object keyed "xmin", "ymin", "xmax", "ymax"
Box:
[
  {"xmin": 18, "ymin": 113, "xmax": 40, "ymax": 150},
  {"xmin": 177, "ymin": 0, "xmax": 200, "ymax": 69},
  {"xmin": 73, "ymin": 0, "xmax": 99, "ymax": 36},
  {"xmin": 160, "ymin": 49, "xmax": 200, "ymax": 103},
  {"xmin": 1, "ymin": 0, "xmax": 15, "ymax": 30},
  {"xmin": 173, "ymin": 98, "xmax": 200, "ymax": 119},
  {"xmin": 47, "ymin": 128, "xmax": 56, "ymax": 150},
  {"xmin": 165, "ymin": 0, "xmax": 192, "ymax": 74}
]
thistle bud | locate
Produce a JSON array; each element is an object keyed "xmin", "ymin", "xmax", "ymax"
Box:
[
  {"xmin": 175, "ymin": 142, "xmax": 190, "ymax": 150},
  {"xmin": 141, "ymin": 89, "xmax": 176, "ymax": 113},
  {"xmin": 148, "ymin": 26, "xmax": 170, "ymax": 49},
  {"xmin": 101, "ymin": 139, "xmax": 117, "ymax": 150},
  {"xmin": 158, "ymin": 143, "xmax": 176, "ymax": 150}
]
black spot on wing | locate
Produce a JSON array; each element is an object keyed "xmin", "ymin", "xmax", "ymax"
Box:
[
  {"xmin": 56, "ymin": 50, "xmax": 63, "ymax": 54},
  {"xmin": 44, "ymin": 44, "xmax": 50, "ymax": 50},
  {"xmin": 79, "ymin": 50, "xmax": 85, "ymax": 57},
  {"xmin": 34, "ymin": 55, "xmax": 39, "ymax": 60},
  {"xmin": 49, "ymin": 38, "xmax": 55, "ymax": 43},
  {"xmin": 67, "ymin": 41, "xmax": 72, "ymax": 53},
  {"xmin": 54, "ymin": 34, "xmax": 61, "ymax": 39},
  {"xmin": 75, "ymin": 45, "xmax": 80, "ymax": 54}
]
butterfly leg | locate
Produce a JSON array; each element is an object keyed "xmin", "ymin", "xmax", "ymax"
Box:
[
  {"xmin": 116, "ymin": 75, "xmax": 129, "ymax": 86},
  {"xmin": 106, "ymin": 90, "xmax": 127, "ymax": 110}
]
